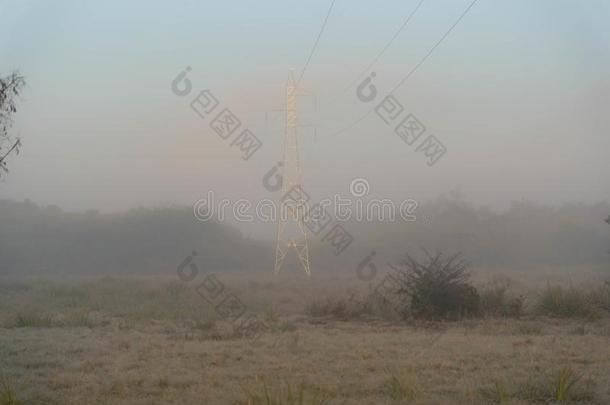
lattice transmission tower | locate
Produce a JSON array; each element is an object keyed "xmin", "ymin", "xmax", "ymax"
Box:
[{"xmin": 274, "ymin": 71, "xmax": 311, "ymax": 276}]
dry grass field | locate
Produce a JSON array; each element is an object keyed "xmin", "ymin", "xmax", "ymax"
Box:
[{"xmin": 1, "ymin": 273, "xmax": 609, "ymax": 404}]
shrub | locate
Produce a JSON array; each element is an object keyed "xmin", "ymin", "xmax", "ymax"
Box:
[
  {"xmin": 479, "ymin": 277, "xmax": 524, "ymax": 318},
  {"xmin": 391, "ymin": 252, "xmax": 480, "ymax": 320},
  {"xmin": 536, "ymin": 285, "xmax": 597, "ymax": 318}
]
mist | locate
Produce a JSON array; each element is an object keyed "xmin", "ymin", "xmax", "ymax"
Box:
[
  {"xmin": 1, "ymin": 0, "xmax": 609, "ymax": 216},
  {"xmin": 1, "ymin": 2, "xmax": 610, "ymax": 403}
]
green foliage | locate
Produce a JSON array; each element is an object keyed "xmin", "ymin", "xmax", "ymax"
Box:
[{"xmin": 392, "ymin": 252, "xmax": 480, "ymax": 320}]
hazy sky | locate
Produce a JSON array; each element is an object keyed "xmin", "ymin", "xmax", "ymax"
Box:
[{"xmin": 1, "ymin": 0, "xmax": 609, "ymax": 215}]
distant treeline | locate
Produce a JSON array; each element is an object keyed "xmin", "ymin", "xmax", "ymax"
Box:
[
  {"xmin": 0, "ymin": 199, "xmax": 270, "ymax": 275},
  {"xmin": 0, "ymin": 198, "xmax": 609, "ymax": 276},
  {"xmin": 351, "ymin": 195, "xmax": 610, "ymax": 270}
]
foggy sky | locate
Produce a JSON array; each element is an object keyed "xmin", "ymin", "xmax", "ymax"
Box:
[{"xmin": 1, "ymin": 0, "xmax": 609, "ymax": 221}]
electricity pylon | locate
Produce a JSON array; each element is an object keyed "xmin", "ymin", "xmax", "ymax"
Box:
[{"xmin": 274, "ymin": 71, "xmax": 311, "ymax": 276}]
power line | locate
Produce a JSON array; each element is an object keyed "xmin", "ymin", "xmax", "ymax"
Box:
[
  {"xmin": 324, "ymin": 0, "xmax": 427, "ymax": 105},
  {"xmin": 390, "ymin": 0, "xmax": 479, "ymax": 93},
  {"xmin": 297, "ymin": 0, "xmax": 337, "ymax": 86},
  {"xmin": 325, "ymin": 0, "xmax": 479, "ymax": 139}
]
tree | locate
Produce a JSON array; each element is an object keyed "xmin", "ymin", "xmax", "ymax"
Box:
[{"xmin": 0, "ymin": 72, "xmax": 26, "ymax": 178}]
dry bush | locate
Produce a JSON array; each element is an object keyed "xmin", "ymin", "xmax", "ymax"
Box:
[
  {"xmin": 591, "ymin": 283, "xmax": 610, "ymax": 312},
  {"xmin": 306, "ymin": 293, "xmax": 373, "ymax": 321},
  {"xmin": 536, "ymin": 285, "xmax": 599, "ymax": 318},
  {"xmin": 479, "ymin": 277, "xmax": 525, "ymax": 318},
  {"xmin": 306, "ymin": 288, "xmax": 405, "ymax": 322},
  {"xmin": 391, "ymin": 252, "xmax": 480, "ymax": 320}
]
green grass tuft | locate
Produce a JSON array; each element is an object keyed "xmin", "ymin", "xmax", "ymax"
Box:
[
  {"xmin": 0, "ymin": 379, "xmax": 22, "ymax": 405},
  {"xmin": 240, "ymin": 380, "xmax": 333, "ymax": 405},
  {"xmin": 520, "ymin": 367, "xmax": 594, "ymax": 403},
  {"xmin": 551, "ymin": 367, "xmax": 581, "ymax": 402},
  {"xmin": 479, "ymin": 380, "xmax": 512, "ymax": 403},
  {"xmin": 383, "ymin": 373, "xmax": 420, "ymax": 402},
  {"xmin": 12, "ymin": 312, "xmax": 55, "ymax": 328},
  {"xmin": 482, "ymin": 367, "xmax": 595, "ymax": 403}
]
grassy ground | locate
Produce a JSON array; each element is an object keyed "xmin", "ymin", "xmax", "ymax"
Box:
[{"xmin": 0, "ymin": 275, "xmax": 609, "ymax": 404}]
